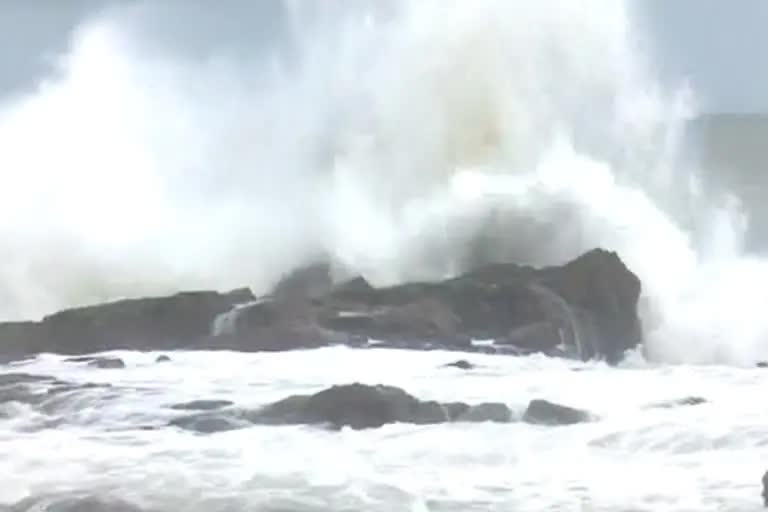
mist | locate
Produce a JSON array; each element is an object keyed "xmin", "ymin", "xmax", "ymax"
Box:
[{"xmin": 1, "ymin": 1, "xmax": 767, "ymax": 366}]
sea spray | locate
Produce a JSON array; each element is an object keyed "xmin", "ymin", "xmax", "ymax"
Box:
[{"xmin": 0, "ymin": 1, "xmax": 763, "ymax": 364}]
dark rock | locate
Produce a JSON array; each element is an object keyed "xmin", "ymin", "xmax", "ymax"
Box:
[
  {"xmin": 170, "ymin": 384, "xmax": 519, "ymax": 432},
  {"xmin": 0, "ymin": 374, "xmax": 111, "ymax": 407},
  {"xmin": 410, "ymin": 400, "xmax": 449, "ymax": 424},
  {"xmin": 0, "ymin": 289, "xmax": 254, "ymax": 355},
  {"xmin": 443, "ymin": 401, "xmax": 471, "ymax": 420},
  {"xmin": 522, "ymin": 399, "xmax": 593, "ymax": 425},
  {"xmin": 155, "ymin": 355, "xmax": 171, "ymax": 363},
  {"xmin": 0, "ymin": 248, "xmax": 641, "ymax": 362},
  {"xmin": 648, "ymin": 396, "xmax": 707, "ymax": 408},
  {"xmin": 757, "ymin": 361, "xmax": 768, "ymax": 368},
  {"xmin": 209, "ymin": 298, "xmax": 341, "ymax": 352},
  {"xmin": 253, "ymin": 383, "xmax": 438, "ymax": 429},
  {"xmin": 0, "ymin": 373, "xmax": 57, "ymax": 386},
  {"xmin": 169, "ymin": 413, "xmax": 248, "ymax": 434},
  {"xmin": 456, "ymin": 402, "xmax": 511, "ymax": 423},
  {"xmin": 250, "ymin": 384, "xmax": 510, "ymax": 430},
  {"xmin": 87, "ymin": 357, "xmax": 125, "ymax": 369},
  {"xmin": 65, "ymin": 356, "xmax": 100, "ymax": 363},
  {"xmin": 762, "ymin": 470, "xmax": 768, "ymax": 506},
  {"xmin": 9, "ymin": 495, "xmax": 145, "ymax": 512},
  {"xmin": 497, "ymin": 322, "xmax": 561, "ymax": 351},
  {"xmin": 442, "ymin": 359, "xmax": 474, "ymax": 370},
  {"xmin": 0, "ymin": 322, "xmax": 43, "ymax": 358},
  {"xmin": 0, "ymin": 384, "xmax": 47, "ymax": 406},
  {"xmin": 170, "ymin": 399, "xmax": 234, "ymax": 411},
  {"xmin": 537, "ymin": 249, "xmax": 643, "ymax": 363},
  {"xmin": 47, "ymin": 382, "xmax": 112, "ymax": 395}
]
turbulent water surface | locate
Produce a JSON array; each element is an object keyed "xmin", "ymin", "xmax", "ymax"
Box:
[
  {"xmin": 2, "ymin": 2, "xmax": 768, "ymax": 510},
  {"xmin": 0, "ymin": 347, "xmax": 764, "ymax": 511}
]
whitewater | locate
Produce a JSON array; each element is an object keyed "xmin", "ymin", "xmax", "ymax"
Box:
[
  {"xmin": 1, "ymin": 0, "xmax": 768, "ymax": 510},
  {"xmin": 0, "ymin": 348, "xmax": 764, "ymax": 511}
]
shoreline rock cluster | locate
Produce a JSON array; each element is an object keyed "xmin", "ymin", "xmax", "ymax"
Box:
[
  {"xmin": 168, "ymin": 382, "xmax": 596, "ymax": 433},
  {"xmin": 0, "ymin": 248, "xmax": 642, "ymax": 363}
]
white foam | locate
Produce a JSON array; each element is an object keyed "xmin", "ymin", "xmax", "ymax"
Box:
[
  {"xmin": 0, "ymin": 348, "xmax": 764, "ymax": 510},
  {"xmin": 0, "ymin": 2, "xmax": 763, "ymax": 364}
]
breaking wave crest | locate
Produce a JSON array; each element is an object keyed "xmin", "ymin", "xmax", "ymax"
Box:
[{"xmin": 0, "ymin": 1, "xmax": 764, "ymax": 364}]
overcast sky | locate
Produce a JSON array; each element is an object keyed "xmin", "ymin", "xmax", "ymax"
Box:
[{"xmin": 0, "ymin": 0, "xmax": 766, "ymax": 113}]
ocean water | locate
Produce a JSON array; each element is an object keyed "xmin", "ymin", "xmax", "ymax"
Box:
[
  {"xmin": 0, "ymin": 347, "xmax": 764, "ymax": 511},
  {"xmin": 2, "ymin": 2, "xmax": 768, "ymax": 510}
]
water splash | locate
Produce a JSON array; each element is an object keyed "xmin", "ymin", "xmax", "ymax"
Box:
[{"xmin": 0, "ymin": 1, "xmax": 764, "ymax": 364}]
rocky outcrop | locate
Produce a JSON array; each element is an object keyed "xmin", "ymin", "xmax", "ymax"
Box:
[
  {"xmin": 215, "ymin": 248, "xmax": 641, "ymax": 362},
  {"xmin": 522, "ymin": 399, "xmax": 593, "ymax": 425},
  {"xmin": 252, "ymin": 383, "xmax": 450, "ymax": 429},
  {"xmin": 0, "ymin": 248, "xmax": 642, "ymax": 362},
  {"xmin": 0, "ymin": 288, "xmax": 254, "ymax": 356},
  {"xmin": 170, "ymin": 383, "xmax": 516, "ymax": 432},
  {"xmin": 81, "ymin": 357, "xmax": 126, "ymax": 369}
]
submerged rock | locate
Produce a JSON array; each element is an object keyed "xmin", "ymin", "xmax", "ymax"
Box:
[
  {"xmin": 9, "ymin": 494, "xmax": 145, "ymax": 512},
  {"xmin": 522, "ymin": 399, "xmax": 593, "ymax": 426},
  {"xmin": 88, "ymin": 357, "xmax": 126, "ymax": 369},
  {"xmin": 455, "ymin": 402, "xmax": 511, "ymax": 423},
  {"xmin": 442, "ymin": 359, "xmax": 474, "ymax": 370},
  {"xmin": 0, "ymin": 373, "xmax": 57, "ymax": 386},
  {"xmin": 65, "ymin": 356, "xmax": 100, "ymax": 363},
  {"xmin": 170, "ymin": 399, "xmax": 234, "ymax": 411},
  {"xmin": 647, "ymin": 396, "xmax": 707, "ymax": 408},
  {"xmin": 169, "ymin": 413, "xmax": 248, "ymax": 434}
]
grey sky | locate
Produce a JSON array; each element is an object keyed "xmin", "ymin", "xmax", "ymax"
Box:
[
  {"xmin": 639, "ymin": 0, "xmax": 768, "ymax": 113},
  {"xmin": 0, "ymin": 1, "xmax": 766, "ymax": 112}
]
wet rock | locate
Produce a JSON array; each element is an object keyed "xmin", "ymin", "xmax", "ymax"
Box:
[
  {"xmin": 88, "ymin": 357, "xmax": 126, "ymax": 369},
  {"xmin": 0, "ymin": 289, "xmax": 254, "ymax": 355},
  {"xmin": 155, "ymin": 355, "xmax": 171, "ymax": 363},
  {"xmin": 522, "ymin": 399, "xmax": 593, "ymax": 426},
  {"xmin": 442, "ymin": 359, "xmax": 474, "ymax": 370},
  {"xmin": 251, "ymin": 384, "xmax": 509, "ymax": 430},
  {"xmin": 0, "ymin": 374, "xmax": 111, "ymax": 409},
  {"xmin": 456, "ymin": 402, "xmax": 511, "ymax": 423},
  {"xmin": 47, "ymin": 382, "xmax": 112, "ymax": 395},
  {"xmin": 648, "ymin": 396, "xmax": 707, "ymax": 408},
  {"xmin": 0, "ymin": 384, "xmax": 47, "ymax": 406},
  {"xmin": 762, "ymin": 470, "xmax": 768, "ymax": 506},
  {"xmin": 498, "ymin": 322, "xmax": 562, "ymax": 352},
  {"xmin": 0, "ymin": 373, "xmax": 57, "ymax": 386},
  {"xmin": 0, "ymin": 249, "xmax": 641, "ymax": 362},
  {"xmin": 169, "ymin": 412, "xmax": 250, "ymax": 433},
  {"xmin": 443, "ymin": 401, "xmax": 471, "ymax": 420},
  {"xmin": 253, "ymin": 383, "xmax": 440, "ymax": 429},
  {"xmin": 10, "ymin": 494, "xmax": 145, "ymax": 512},
  {"xmin": 65, "ymin": 356, "xmax": 100, "ymax": 363},
  {"xmin": 170, "ymin": 399, "xmax": 234, "ymax": 411},
  {"xmin": 170, "ymin": 384, "xmax": 519, "ymax": 433}
]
